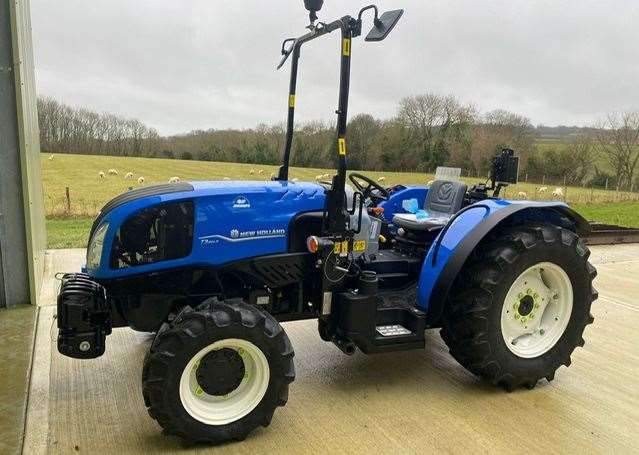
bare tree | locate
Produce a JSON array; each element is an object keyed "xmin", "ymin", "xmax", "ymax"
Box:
[
  {"xmin": 565, "ymin": 134, "xmax": 598, "ymax": 184},
  {"xmin": 398, "ymin": 93, "xmax": 476, "ymax": 169},
  {"xmin": 471, "ymin": 109, "xmax": 535, "ymax": 173},
  {"xmin": 594, "ymin": 112, "xmax": 639, "ymax": 190}
]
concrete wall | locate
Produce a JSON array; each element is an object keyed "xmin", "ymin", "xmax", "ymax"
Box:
[{"xmin": 0, "ymin": 0, "xmax": 46, "ymax": 307}]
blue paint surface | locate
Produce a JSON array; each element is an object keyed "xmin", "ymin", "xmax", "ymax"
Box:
[
  {"xmin": 88, "ymin": 181, "xmax": 325, "ymax": 279},
  {"xmin": 416, "ymin": 199, "xmax": 572, "ymax": 310},
  {"xmin": 87, "ymin": 178, "xmax": 576, "ymax": 318}
]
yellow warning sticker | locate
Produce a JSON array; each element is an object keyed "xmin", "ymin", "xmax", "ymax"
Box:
[
  {"xmin": 289, "ymin": 94, "xmax": 296, "ymax": 108},
  {"xmin": 342, "ymin": 38, "xmax": 351, "ymax": 56},
  {"xmin": 353, "ymin": 240, "xmax": 367, "ymax": 252},
  {"xmin": 334, "ymin": 240, "xmax": 352, "ymax": 256},
  {"xmin": 338, "ymin": 138, "xmax": 347, "ymax": 156}
]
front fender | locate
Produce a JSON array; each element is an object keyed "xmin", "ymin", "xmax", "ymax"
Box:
[{"xmin": 417, "ymin": 200, "xmax": 590, "ymax": 325}]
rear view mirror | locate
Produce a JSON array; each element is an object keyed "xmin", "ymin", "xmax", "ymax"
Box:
[{"xmin": 365, "ymin": 9, "xmax": 404, "ymax": 42}]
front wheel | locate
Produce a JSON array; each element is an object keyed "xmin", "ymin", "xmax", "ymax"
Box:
[
  {"xmin": 441, "ymin": 224, "xmax": 597, "ymax": 391},
  {"xmin": 142, "ymin": 299, "xmax": 294, "ymax": 443}
]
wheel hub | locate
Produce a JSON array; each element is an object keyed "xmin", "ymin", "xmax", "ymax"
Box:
[
  {"xmin": 518, "ymin": 294, "xmax": 536, "ymax": 316},
  {"xmin": 501, "ymin": 262, "xmax": 574, "ymax": 358},
  {"xmin": 196, "ymin": 348, "xmax": 245, "ymax": 396},
  {"xmin": 513, "ymin": 289, "xmax": 541, "ymax": 324}
]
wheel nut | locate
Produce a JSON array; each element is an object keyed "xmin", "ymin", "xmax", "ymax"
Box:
[{"xmin": 79, "ymin": 341, "xmax": 91, "ymax": 352}]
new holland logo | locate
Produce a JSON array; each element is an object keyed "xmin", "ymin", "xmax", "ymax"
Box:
[
  {"xmin": 232, "ymin": 196, "xmax": 251, "ymax": 209},
  {"xmin": 199, "ymin": 227, "xmax": 287, "ymax": 246}
]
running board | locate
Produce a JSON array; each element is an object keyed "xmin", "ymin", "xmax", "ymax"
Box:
[{"xmin": 333, "ymin": 290, "xmax": 426, "ymax": 354}]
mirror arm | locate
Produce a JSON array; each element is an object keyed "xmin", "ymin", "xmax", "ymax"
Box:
[{"xmin": 277, "ymin": 38, "xmax": 297, "ymax": 70}]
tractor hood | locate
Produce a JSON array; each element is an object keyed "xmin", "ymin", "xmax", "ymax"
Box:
[{"xmin": 87, "ymin": 180, "xmax": 326, "ymax": 279}]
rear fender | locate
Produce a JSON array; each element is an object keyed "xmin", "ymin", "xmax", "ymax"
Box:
[{"xmin": 417, "ymin": 200, "xmax": 590, "ymax": 325}]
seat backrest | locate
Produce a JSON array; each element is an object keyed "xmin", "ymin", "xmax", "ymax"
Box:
[{"xmin": 425, "ymin": 180, "xmax": 467, "ymax": 216}]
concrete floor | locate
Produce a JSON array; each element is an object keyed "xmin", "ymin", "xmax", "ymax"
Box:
[
  {"xmin": 20, "ymin": 245, "xmax": 639, "ymax": 454},
  {"xmin": 0, "ymin": 305, "xmax": 36, "ymax": 455}
]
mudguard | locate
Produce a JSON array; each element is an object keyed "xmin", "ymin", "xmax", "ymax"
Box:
[{"xmin": 417, "ymin": 199, "xmax": 590, "ymax": 325}]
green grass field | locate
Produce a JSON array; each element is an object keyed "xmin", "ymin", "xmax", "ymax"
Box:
[{"xmin": 42, "ymin": 153, "xmax": 639, "ymax": 248}]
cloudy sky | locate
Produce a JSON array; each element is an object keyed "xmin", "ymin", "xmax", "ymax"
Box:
[{"xmin": 32, "ymin": 0, "xmax": 638, "ymax": 135}]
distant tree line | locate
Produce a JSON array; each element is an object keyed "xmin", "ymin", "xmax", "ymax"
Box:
[{"xmin": 37, "ymin": 96, "xmax": 639, "ymax": 190}]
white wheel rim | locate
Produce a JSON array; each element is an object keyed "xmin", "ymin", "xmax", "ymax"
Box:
[
  {"xmin": 179, "ymin": 339, "xmax": 270, "ymax": 426},
  {"xmin": 500, "ymin": 262, "xmax": 573, "ymax": 358}
]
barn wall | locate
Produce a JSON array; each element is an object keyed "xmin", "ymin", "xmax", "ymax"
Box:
[{"xmin": 0, "ymin": 0, "xmax": 46, "ymax": 307}]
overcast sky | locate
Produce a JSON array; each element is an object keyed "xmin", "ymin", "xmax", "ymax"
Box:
[{"xmin": 31, "ymin": 0, "xmax": 639, "ymax": 135}]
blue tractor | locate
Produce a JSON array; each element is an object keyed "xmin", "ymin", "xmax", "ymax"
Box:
[{"xmin": 57, "ymin": 1, "xmax": 597, "ymax": 444}]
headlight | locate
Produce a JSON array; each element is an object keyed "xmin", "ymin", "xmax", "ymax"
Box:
[{"xmin": 86, "ymin": 222, "xmax": 109, "ymax": 270}]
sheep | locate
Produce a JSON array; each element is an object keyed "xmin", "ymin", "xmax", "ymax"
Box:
[
  {"xmin": 168, "ymin": 176, "xmax": 181, "ymax": 183},
  {"xmin": 124, "ymin": 172, "xmax": 134, "ymax": 180},
  {"xmin": 223, "ymin": 177, "xmax": 231, "ymax": 181},
  {"xmin": 377, "ymin": 176, "xmax": 386, "ymax": 183},
  {"xmin": 249, "ymin": 169, "xmax": 255, "ymax": 175},
  {"xmin": 427, "ymin": 180, "xmax": 434, "ymax": 186},
  {"xmin": 137, "ymin": 176, "xmax": 145, "ymax": 184},
  {"xmin": 517, "ymin": 191, "xmax": 528, "ymax": 199},
  {"xmin": 552, "ymin": 187, "xmax": 564, "ymax": 198},
  {"xmin": 538, "ymin": 186, "xmax": 548, "ymax": 193},
  {"xmin": 48, "ymin": 154, "xmax": 54, "ymax": 161},
  {"xmin": 323, "ymin": 173, "xmax": 331, "ymax": 179},
  {"xmin": 258, "ymin": 169, "xmax": 264, "ymax": 175},
  {"xmin": 292, "ymin": 178, "xmax": 299, "ymax": 182},
  {"xmin": 315, "ymin": 175, "xmax": 323, "ymax": 181},
  {"xmin": 98, "ymin": 171, "xmax": 106, "ymax": 179},
  {"xmin": 108, "ymin": 169, "xmax": 119, "ymax": 176}
]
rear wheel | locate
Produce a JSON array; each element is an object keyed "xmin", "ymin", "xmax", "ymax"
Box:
[
  {"xmin": 441, "ymin": 224, "xmax": 597, "ymax": 391},
  {"xmin": 142, "ymin": 299, "xmax": 294, "ymax": 443}
]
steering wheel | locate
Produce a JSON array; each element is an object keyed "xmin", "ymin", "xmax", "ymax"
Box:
[{"xmin": 349, "ymin": 173, "xmax": 389, "ymax": 204}]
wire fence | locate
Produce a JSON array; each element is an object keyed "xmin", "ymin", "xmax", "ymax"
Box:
[{"xmin": 45, "ymin": 173, "xmax": 639, "ymax": 220}]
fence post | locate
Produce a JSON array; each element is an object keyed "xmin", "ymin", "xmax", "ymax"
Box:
[
  {"xmin": 525, "ymin": 173, "xmax": 528, "ymax": 182},
  {"xmin": 65, "ymin": 186, "xmax": 71, "ymax": 215},
  {"xmin": 605, "ymin": 178, "xmax": 609, "ymax": 191},
  {"xmin": 542, "ymin": 175, "xmax": 546, "ymax": 185}
]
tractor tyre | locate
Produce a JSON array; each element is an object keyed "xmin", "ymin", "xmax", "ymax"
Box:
[
  {"xmin": 440, "ymin": 223, "xmax": 597, "ymax": 391},
  {"xmin": 142, "ymin": 298, "xmax": 295, "ymax": 443}
]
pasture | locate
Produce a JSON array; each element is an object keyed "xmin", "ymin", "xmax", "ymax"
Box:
[{"xmin": 42, "ymin": 153, "xmax": 639, "ymax": 247}]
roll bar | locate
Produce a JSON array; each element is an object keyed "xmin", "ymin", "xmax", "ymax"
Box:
[{"xmin": 275, "ymin": 5, "xmax": 403, "ymax": 235}]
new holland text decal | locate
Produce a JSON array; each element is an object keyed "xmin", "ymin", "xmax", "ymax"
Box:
[{"xmin": 199, "ymin": 227, "xmax": 286, "ymax": 246}]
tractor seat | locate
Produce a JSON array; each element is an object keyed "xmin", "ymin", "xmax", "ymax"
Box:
[{"xmin": 392, "ymin": 180, "xmax": 468, "ymax": 232}]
